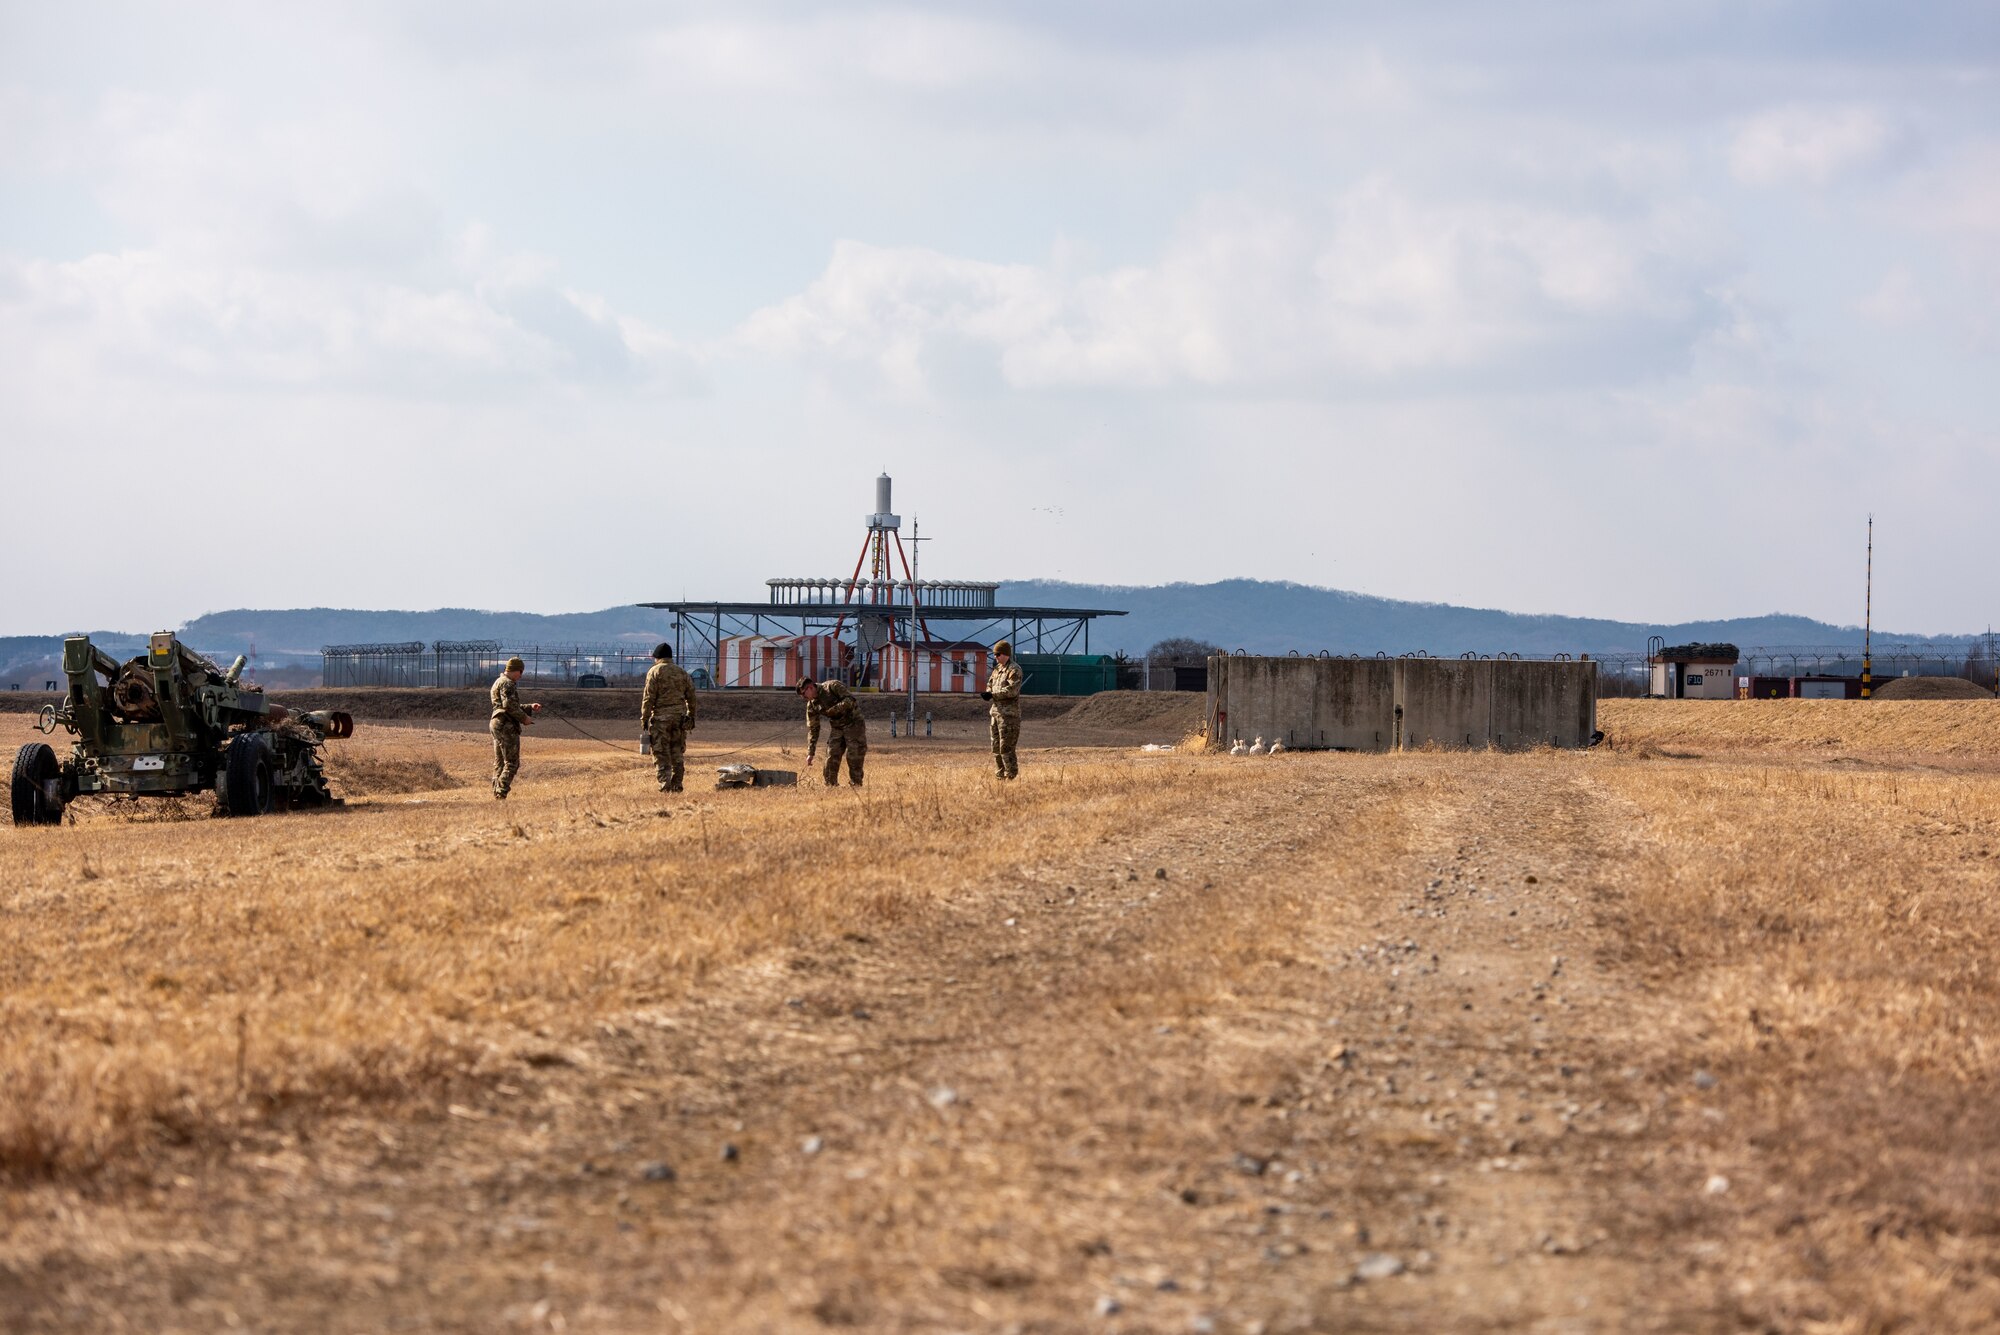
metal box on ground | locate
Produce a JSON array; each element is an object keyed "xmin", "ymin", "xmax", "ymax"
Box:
[{"xmin": 1017, "ymin": 654, "xmax": 1120, "ymax": 696}]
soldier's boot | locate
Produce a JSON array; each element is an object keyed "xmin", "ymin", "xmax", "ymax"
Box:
[
  {"xmin": 848, "ymin": 756, "xmax": 864, "ymax": 787},
  {"xmin": 822, "ymin": 758, "xmax": 841, "ymax": 787}
]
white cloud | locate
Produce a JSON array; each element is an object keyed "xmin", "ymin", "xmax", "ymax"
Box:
[
  {"xmin": 0, "ymin": 90, "xmax": 701, "ymax": 395},
  {"xmin": 738, "ymin": 185, "xmax": 1727, "ymax": 394},
  {"xmin": 1893, "ymin": 140, "xmax": 2000, "ymax": 244},
  {"xmin": 1856, "ymin": 265, "xmax": 1925, "ymax": 327},
  {"xmin": 1727, "ymin": 104, "xmax": 1904, "ymax": 188},
  {"xmin": 2, "ymin": 2, "xmax": 1996, "ymax": 635},
  {"xmin": 0, "ymin": 243, "xmax": 702, "ymax": 394},
  {"xmin": 638, "ymin": 12, "xmax": 1049, "ymax": 95}
]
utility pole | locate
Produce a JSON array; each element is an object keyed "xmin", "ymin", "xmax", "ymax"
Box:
[
  {"xmin": 1861, "ymin": 515, "xmax": 1873, "ymax": 700},
  {"xmin": 907, "ymin": 519, "xmax": 928, "ymax": 732}
]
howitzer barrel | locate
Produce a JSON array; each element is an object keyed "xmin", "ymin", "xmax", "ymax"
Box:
[
  {"xmin": 300, "ymin": 710, "xmax": 354, "ymax": 740},
  {"xmin": 253, "ymin": 703, "xmax": 353, "ymax": 739},
  {"xmin": 225, "ymin": 655, "xmax": 247, "ymax": 686}
]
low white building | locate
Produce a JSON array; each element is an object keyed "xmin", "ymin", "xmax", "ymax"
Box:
[{"xmin": 1648, "ymin": 643, "xmax": 1740, "ymax": 699}]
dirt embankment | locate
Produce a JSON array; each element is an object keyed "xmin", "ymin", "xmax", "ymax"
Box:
[
  {"xmin": 1059, "ymin": 689, "xmax": 1206, "ymax": 733},
  {"xmin": 1870, "ymin": 676, "xmax": 1994, "ymax": 701},
  {"xmin": 1600, "ymin": 697, "xmax": 2000, "ymax": 756}
]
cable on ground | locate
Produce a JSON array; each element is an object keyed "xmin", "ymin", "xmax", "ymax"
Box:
[{"xmin": 539, "ymin": 711, "xmax": 797, "ymax": 763}]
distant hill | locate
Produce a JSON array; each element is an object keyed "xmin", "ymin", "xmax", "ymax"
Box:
[
  {"xmin": 0, "ymin": 632, "xmax": 152, "ymax": 690},
  {"xmin": 997, "ymin": 580, "xmax": 1952, "ymax": 658},
  {"xmin": 0, "ymin": 610, "xmax": 677, "ymax": 688},
  {"xmin": 0, "ymin": 582, "xmax": 1972, "ymax": 687}
]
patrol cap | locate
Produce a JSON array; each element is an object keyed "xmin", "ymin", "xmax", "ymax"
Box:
[
  {"xmin": 796, "ymin": 678, "xmax": 815, "ymax": 693},
  {"xmin": 506, "ymin": 657, "xmax": 526, "ymax": 672},
  {"xmin": 993, "ymin": 639, "xmax": 1012, "ymax": 655},
  {"xmin": 652, "ymin": 643, "xmax": 673, "ymax": 660}
]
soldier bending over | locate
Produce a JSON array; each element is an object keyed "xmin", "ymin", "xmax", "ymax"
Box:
[
  {"xmin": 798, "ymin": 677, "xmax": 867, "ymax": 787},
  {"xmin": 641, "ymin": 643, "xmax": 697, "ymax": 793}
]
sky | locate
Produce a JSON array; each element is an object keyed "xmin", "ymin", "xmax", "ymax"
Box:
[{"xmin": 2, "ymin": 1, "xmax": 1997, "ymax": 635}]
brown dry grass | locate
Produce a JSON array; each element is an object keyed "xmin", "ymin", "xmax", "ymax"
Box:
[
  {"xmin": 1584, "ymin": 757, "xmax": 2000, "ymax": 1329},
  {"xmin": 0, "ymin": 720, "xmax": 1264, "ymax": 1180},
  {"xmin": 7, "ymin": 702, "xmax": 2000, "ymax": 1330}
]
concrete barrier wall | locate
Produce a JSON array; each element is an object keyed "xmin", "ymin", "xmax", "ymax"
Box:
[
  {"xmin": 1207, "ymin": 655, "xmax": 1397, "ymax": 752},
  {"xmin": 1479, "ymin": 660, "xmax": 1598, "ymax": 751},
  {"xmin": 1208, "ymin": 656, "xmax": 1597, "ymax": 752}
]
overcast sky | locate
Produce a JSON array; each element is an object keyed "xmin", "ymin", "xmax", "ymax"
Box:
[{"xmin": 3, "ymin": 2, "xmax": 1996, "ymax": 635}]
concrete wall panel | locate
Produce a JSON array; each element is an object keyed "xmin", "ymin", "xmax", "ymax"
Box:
[
  {"xmin": 1208, "ymin": 655, "xmax": 1597, "ymax": 752},
  {"xmin": 1207, "ymin": 655, "xmax": 1396, "ymax": 751},
  {"xmin": 1484, "ymin": 660, "xmax": 1597, "ymax": 749},
  {"xmin": 1394, "ymin": 660, "xmax": 1494, "ymax": 750}
]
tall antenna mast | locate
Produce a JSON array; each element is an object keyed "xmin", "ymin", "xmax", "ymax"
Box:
[
  {"xmin": 907, "ymin": 519, "xmax": 927, "ymax": 729},
  {"xmin": 1861, "ymin": 515, "xmax": 1873, "ymax": 700}
]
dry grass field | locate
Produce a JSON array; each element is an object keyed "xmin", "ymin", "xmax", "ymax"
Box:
[{"xmin": 4, "ymin": 698, "xmax": 2000, "ymax": 1331}]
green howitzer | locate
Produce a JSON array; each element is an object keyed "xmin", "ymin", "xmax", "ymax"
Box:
[{"xmin": 11, "ymin": 632, "xmax": 354, "ymax": 826}]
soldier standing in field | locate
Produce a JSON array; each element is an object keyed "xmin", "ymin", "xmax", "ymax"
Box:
[
  {"xmin": 489, "ymin": 656, "xmax": 541, "ymax": 799},
  {"xmin": 982, "ymin": 639, "xmax": 1025, "ymax": 780},
  {"xmin": 641, "ymin": 643, "xmax": 697, "ymax": 793},
  {"xmin": 798, "ymin": 677, "xmax": 867, "ymax": 787}
]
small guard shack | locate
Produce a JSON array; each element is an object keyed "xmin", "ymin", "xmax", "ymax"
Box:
[{"xmin": 1647, "ymin": 642, "xmax": 1739, "ymax": 699}]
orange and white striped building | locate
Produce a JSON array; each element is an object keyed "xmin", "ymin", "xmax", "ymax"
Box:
[
  {"xmin": 716, "ymin": 634, "xmax": 848, "ymax": 689},
  {"xmin": 878, "ymin": 641, "xmax": 990, "ymax": 694}
]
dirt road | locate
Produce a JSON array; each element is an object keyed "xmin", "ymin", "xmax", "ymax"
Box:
[{"xmin": 6, "ymin": 718, "xmax": 2000, "ymax": 1331}]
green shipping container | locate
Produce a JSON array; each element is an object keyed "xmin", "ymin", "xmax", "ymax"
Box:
[{"xmin": 1016, "ymin": 654, "xmax": 1119, "ymax": 696}]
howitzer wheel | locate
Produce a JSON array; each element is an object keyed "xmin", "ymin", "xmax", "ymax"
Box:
[
  {"xmin": 11, "ymin": 742, "xmax": 66, "ymax": 826},
  {"xmin": 224, "ymin": 733, "xmax": 276, "ymax": 817}
]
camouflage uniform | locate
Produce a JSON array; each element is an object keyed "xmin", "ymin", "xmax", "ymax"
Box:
[
  {"xmin": 805, "ymin": 680, "xmax": 867, "ymax": 787},
  {"xmin": 988, "ymin": 657, "xmax": 1025, "ymax": 779},
  {"xmin": 641, "ymin": 659, "xmax": 698, "ymax": 793},
  {"xmin": 489, "ymin": 673, "xmax": 531, "ymax": 798}
]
